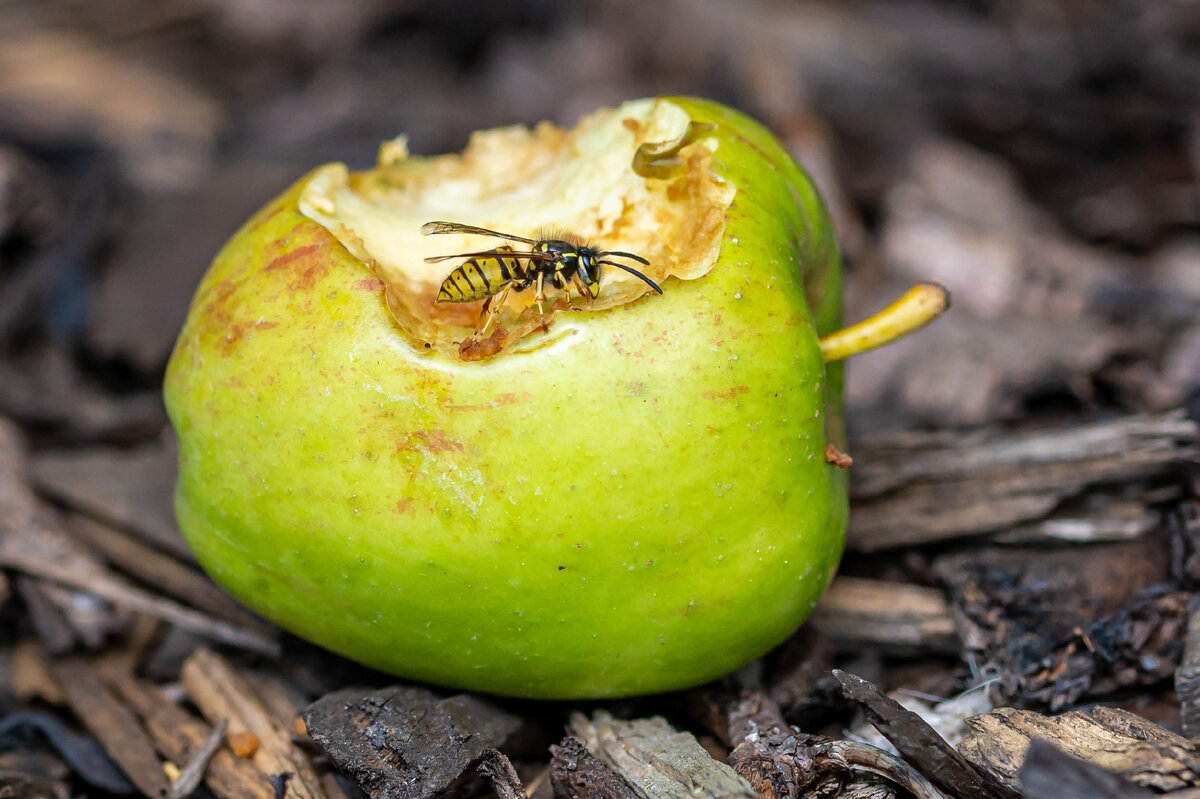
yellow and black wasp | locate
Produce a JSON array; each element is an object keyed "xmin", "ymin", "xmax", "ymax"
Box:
[{"xmin": 421, "ymin": 221, "xmax": 662, "ymax": 335}]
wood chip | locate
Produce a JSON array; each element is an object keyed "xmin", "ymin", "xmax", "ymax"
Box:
[
  {"xmin": 550, "ymin": 736, "xmax": 638, "ymax": 799},
  {"xmin": 476, "ymin": 749, "xmax": 525, "ymax": 799},
  {"xmin": 834, "ymin": 670, "xmax": 1018, "ymax": 799},
  {"xmin": 1175, "ymin": 596, "xmax": 1200, "ymax": 738},
  {"xmin": 0, "ymin": 517, "xmax": 279, "ymax": 655},
  {"xmin": 10, "ymin": 638, "xmax": 65, "ymax": 704},
  {"xmin": 47, "ymin": 653, "xmax": 170, "ymax": 799},
  {"xmin": 14, "ymin": 574, "xmax": 77, "ymax": 654},
  {"xmin": 30, "ymin": 439, "xmax": 190, "ymax": 561},
  {"xmin": 68, "ymin": 513, "xmax": 274, "ymax": 636},
  {"xmin": 810, "ymin": 577, "xmax": 958, "ymax": 654},
  {"xmin": 181, "ymin": 649, "xmax": 330, "ymax": 799},
  {"xmin": 848, "ymin": 411, "xmax": 1199, "ymax": 551},
  {"xmin": 97, "ymin": 658, "xmax": 274, "ymax": 799},
  {"xmin": 1018, "ymin": 739, "xmax": 1157, "ymax": 799},
  {"xmin": 959, "ymin": 705, "xmax": 1200, "ymax": 793},
  {"xmin": 937, "ymin": 541, "xmax": 1182, "ymax": 707},
  {"xmin": 570, "ymin": 711, "xmax": 757, "ymax": 799},
  {"xmin": 0, "ymin": 418, "xmax": 276, "ymax": 655},
  {"xmin": 303, "ymin": 684, "xmax": 521, "ymax": 799}
]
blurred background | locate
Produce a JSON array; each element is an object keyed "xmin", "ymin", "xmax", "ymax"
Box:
[
  {"xmin": 2, "ymin": 5, "xmax": 1200, "ymax": 795},
  {"xmin": 2, "ymin": 0, "xmax": 1198, "ymax": 447}
]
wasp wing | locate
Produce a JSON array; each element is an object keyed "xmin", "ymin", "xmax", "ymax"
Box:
[
  {"xmin": 420, "ymin": 221, "xmax": 537, "ymax": 244},
  {"xmin": 424, "ymin": 250, "xmax": 554, "ymax": 264}
]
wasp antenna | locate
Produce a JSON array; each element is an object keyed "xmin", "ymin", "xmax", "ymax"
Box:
[
  {"xmin": 600, "ymin": 261, "xmax": 663, "ymax": 294},
  {"xmin": 601, "ymin": 250, "xmax": 650, "ymax": 266}
]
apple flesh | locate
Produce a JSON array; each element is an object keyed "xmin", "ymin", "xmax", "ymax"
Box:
[{"xmin": 165, "ymin": 97, "xmax": 848, "ymax": 698}]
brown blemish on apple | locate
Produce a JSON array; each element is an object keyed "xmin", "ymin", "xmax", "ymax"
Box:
[
  {"xmin": 395, "ymin": 498, "xmax": 415, "ymax": 515},
  {"xmin": 265, "ymin": 243, "xmax": 322, "ymax": 274},
  {"xmin": 702, "ymin": 385, "xmax": 750, "ymax": 400},
  {"xmin": 353, "ymin": 276, "xmax": 386, "ymax": 292},
  {"xmin": 264, "ymin": 244, "xmax": 331, "ymax": 293},
  {"xmin": 220, "ymin": 320, "xmax": 279, "ymax": 357},
  {"xmin": 395, "ymin": 430, "xmax": 464, "ymax": 454}
]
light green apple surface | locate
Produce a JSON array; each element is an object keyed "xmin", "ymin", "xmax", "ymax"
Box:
[{"xmin": 165, "ymin": 96, "xmax": 847, "ymax": 698}]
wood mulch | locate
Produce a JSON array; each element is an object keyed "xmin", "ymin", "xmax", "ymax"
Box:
[{"xmin": 1, "ymin": 2, "xmax": 1198, "ymax": 798}]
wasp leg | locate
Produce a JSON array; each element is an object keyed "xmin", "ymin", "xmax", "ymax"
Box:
[
  {"xmin": 570, "ymin": 275, "xmax": 594, "ymax": 308},
  {"xmin": 475, "ymin": 284, "xmax": 511, "ymax": 338},
  {"xmin": 534, "ymin": 272, "xmax": 548, "ymax": 314},
  {"xmin": 554, "ymin": 272, "xmax": 582, "ymax": 311}
]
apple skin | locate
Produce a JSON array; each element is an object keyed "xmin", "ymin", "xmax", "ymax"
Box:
[{"xmin": 165, "ymin": 96, "xmax": 847, "ymax": 699}]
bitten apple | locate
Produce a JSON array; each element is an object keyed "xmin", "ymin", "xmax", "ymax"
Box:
[{"xmin": 165, "ymin": 97, "xmax": 937, "ymax": 698}]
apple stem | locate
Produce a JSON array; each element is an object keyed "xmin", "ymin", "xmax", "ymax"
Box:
[{"xmin": 819, "ymin": 283, "xmax": 950, "ymax": 362}]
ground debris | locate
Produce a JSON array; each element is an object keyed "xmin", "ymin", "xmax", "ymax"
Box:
[
  {"xmin": 46, "ymin": 652, "xmax": 170, "ymax": 798},
  {"xmin": 834, "ymin": 671, "xmax": 1016, "ymax": 799},
  {"xmin": 571, "ymin": 711, "xmax": 756, "ymax": 799},
  {"xmin": 959, "ymin": 705, "xmax": 1200, "ymax": 793},
  {"xmin": 550, "ymin": 736, "xmax": 638, "ymax": 799},
  {"xmin": 936, "ymin": 542, "xmax": 1185, "ymax": 708},
  {"xmin": 303, "ymin": 685, "xmax": 521, "ymax": 799},
  {"xmin": 182, "ymin": 649, "xmax": 337, "ymax": 799},
  {"xmin": 848, "ymin": 410, "xmax": 1199, "ymax": 551},
  {"xmin": 0, "ymin": 710, "xmax": 135, "ymax": 794},
  {"xmin": 809, "ymin": 577, "xmax": 958, "ymax": 655},
  {"xmin": 1018, "ymin": 739, "xmax": 1157, "ymax": 799}
]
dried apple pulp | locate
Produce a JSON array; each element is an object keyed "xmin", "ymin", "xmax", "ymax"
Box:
[{"xmin": 298, "ymin": 98, "xmax": 735, "ymax": 359}]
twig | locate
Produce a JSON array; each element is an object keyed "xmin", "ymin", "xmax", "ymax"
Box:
[{"xmin": 171, "ymin": 718, "xmax": 228, "ymax": 799}]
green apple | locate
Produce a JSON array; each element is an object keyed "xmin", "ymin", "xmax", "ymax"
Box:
[{"xmin": 165, "ymin": 97, "xmax": 934, "ymax": 699}]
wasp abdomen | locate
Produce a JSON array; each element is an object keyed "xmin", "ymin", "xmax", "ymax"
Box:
[{"xmin": 437, "ymin": 246, "xmax": 523, "ymax": 303}]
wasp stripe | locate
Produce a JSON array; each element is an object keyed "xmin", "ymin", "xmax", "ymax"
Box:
[
  {"xmin": 497, "ymin": 256, "xmax": 514, "ymax": 281},
  {"xmin": 469, "ymin": 261, "xmax": 491, "ymax": 290}
]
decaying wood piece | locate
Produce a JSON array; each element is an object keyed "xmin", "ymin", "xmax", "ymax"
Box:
[
  {"xmin": 993, "ymin": 494, "xmax": 1160, "ymax": 544},
  {"xmin": 182, "ymin": 649, "xmax": 330, "ymax": 799},
  {"xmin": 14, "ymin": 573, "xmax": 79, "ymax": 654},
  {"xmin": 550, "ymin": 736, "xmax": 639, "ymax": 799},
  {"xmin": 98, "ymin": 658, "xmax": 275, "ymax": 799},
  {"xmin": 0, "ymin": 516, "xmax": 279, "ymax": 655},
  {"xmin": 303, "ymin": 684, "xmax": 522, "ymax": 799},
  {"xmin": 823, "ymin": 741, "xmax": 952, "ymax": 799},
  {"xmin": 849, "ymin": 686, "xmax": 993, "ymax": 754},
  {"xmin": 726, "ymin": 718, "xmax": 950, "ymax": 799},
  {"xmin": 10, "ymin": 638, "xmax": 65, "ymax": 704},
  {"xmin": 68, "ymin": 512, "xmax": 273, "ymax": 636},
  {"xmin": 476, "ymin": 748, "xmax": 525, "ymax": 799},
  {"xmin": 959, "ymin": 705, "xmax": 1200, "ymax": 793},
  {"xmin": 570, "ymin": 711, "xmax": 757, "ymax": 799},
  {"xmin": 848, "ymin": 411, "xmax": 1199, "ymax": 550},
  {"xmin": 31, "ymin": 441, "xmax": 191, "ymax": 560},
  {"xmin": 47, "ymin": 653, "xmax": 171, "ymax": 799},
  {"xmin": 809, "ymin": 577, "xmax": 958, "ymax": 654},
  {"xmin": 1018, "ymin": 739, "xmax": 1157, "ymax": 799},
  {"xmin": 834, "ymin": 671, "xmax": 1018, "ymax": 799},
  {"xmin": 1177, "ymin": 597, "xmax": 1200, "ymax": 737},
  {"xmin": 936, "ymin": 540, "xmax": 1182, "ymax": 707}
]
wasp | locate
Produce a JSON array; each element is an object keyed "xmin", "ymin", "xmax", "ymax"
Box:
[{"xmin": 421, "ymin": 221, "xmax": 662, "ymax": 336}]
